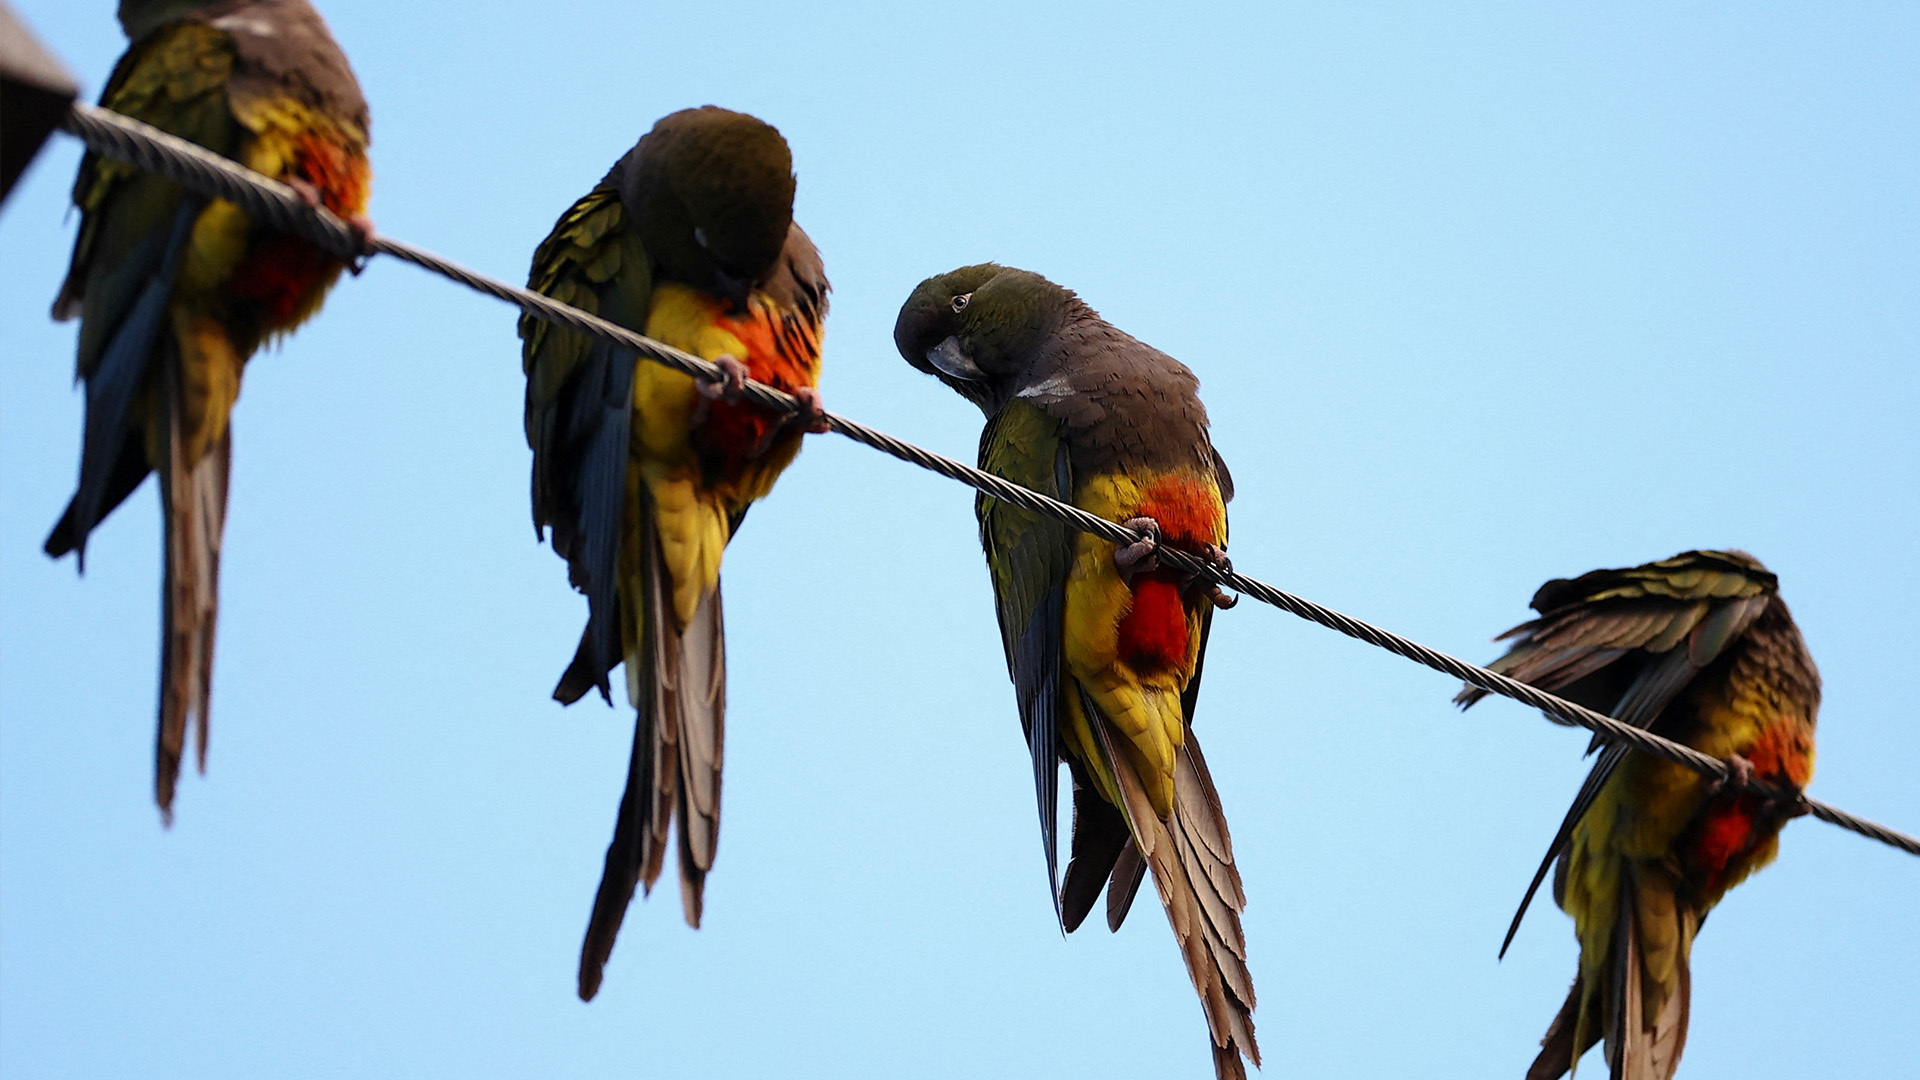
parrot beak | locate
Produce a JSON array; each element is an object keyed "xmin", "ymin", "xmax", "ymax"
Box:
[
  {"xmin": 712, "ymin": 265, "xmax": 752, "ymax": 309},
  {"xmin": 927, "ymin": 336, "xmax": 986, "ymax": 381}
]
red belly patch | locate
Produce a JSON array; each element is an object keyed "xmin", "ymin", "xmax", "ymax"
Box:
[
  {"xmin": 1681, "ymin": 714, "xmax": 1814, "ymax": 892},
  {"xmin": 228, "ymin": 132, "xmax": 369, "ymax": 329},
  {"xmin": 1687, "ymin": 800, "xmax": 1760, "ymax": 886},
  {"xmin": 1119, "ymin": 573, "xmax": 1188, "ymax": 673},
  {"xmin": 229, "ymin": 234, "xmax": 333, "ymax": 326},
  {"xmin": 1112, "ymin": 475, "xmax": 1222, "ymax": 675}
]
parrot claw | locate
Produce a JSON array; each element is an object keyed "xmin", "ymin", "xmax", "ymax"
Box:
[
  {"xmin": 789, "ymin": 386, "xmax": 831, "ymax": 435},
  {"xmin": 697, "ymin": 355, "xmax": 751, "ymax": 402},
  {"xmin": 285, "ymin": 176, "xmax": 377, "ymax": 265},
  {"xmin": 1708, "ymin": 753, "xmax": 1757, "ymax": 796},
  {"xmin": 286, "ymin": 175, "xmax": 324, "ymax": 209},
  {"xmin": 343, "ymin": 213, "xmax": 378, "ymax": 263},
  {"xmin": 1198, "ymin": 543, "xmax": 1239, "ymax": 609},
  {"xmin": 1117, "ymin": 521, "xmax": 1239, "ymax": 607},
  {"xmin": 1776, "ymin": 793, "xmax": 1813, "ymax": 820},
  {"xmin": 1114, "ymin": 517, "xmax": 1162, "ymax": 581}
]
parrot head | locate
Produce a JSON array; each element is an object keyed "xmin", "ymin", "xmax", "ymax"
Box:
[
  {"xmin": 621, "ymin": 106, "xmax": 797, "ymax": 309},
  {"xmin": 894, "ymin": 263, "xmax": 1078, "ymax": 414},
  {"xmin": 118, "ymin": 0, "xmax": 220, "ymax": 39}
]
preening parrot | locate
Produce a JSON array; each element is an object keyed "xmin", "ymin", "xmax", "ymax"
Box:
[
  {"xmin": 894, "ymin": 265, "xmax": 1256, "ymax": 1079},
  {"xmin": 520, "ymin": 107, "xmax": 829, "ymax": 1001},
  {"xmin": 46, "ymin": 0, "xmax": 372, "ymax": 822},
  {"xmin": 1459, "ymin": 550, "xmax": 1820, "ymax": 1080}
]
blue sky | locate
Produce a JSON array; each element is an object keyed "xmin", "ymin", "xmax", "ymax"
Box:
[{"xmin": 2, "ymin": 2, "xmax": 1915, "ymax": 1077}]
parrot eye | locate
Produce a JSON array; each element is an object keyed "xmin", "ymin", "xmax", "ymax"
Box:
[
  {"xmin": 693, "ymin": 227, "xmax": 711, "ymax": 250},
  {"xmin": 951, "ymin": 293, "xmax": 971, "ymax": 313}
]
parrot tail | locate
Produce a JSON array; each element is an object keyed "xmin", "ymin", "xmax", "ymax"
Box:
[
  {"xmin": 1089, "ymin": 703, "xmax": 1258, "ymax": 1079},
  {"xmin": 577, "ymin": 500, "xmax": 726, "ymax": 1001},
  {"xmin": 1526, "ymin": 973, "xmax": 1584, "ymax": 1080},
  {"xmin": 670, "ymin": 581, "xmax": 725, "ymax": 928},
  {"xmin": 1527, "ymin": 863, "xmax": 1694, "ymax": 1080},
  {"xmin": 155, "ymin": 354, "xmax": 230, "ymax": 825}
]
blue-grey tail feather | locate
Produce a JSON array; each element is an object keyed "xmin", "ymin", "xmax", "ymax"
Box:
[{"xmin": 48, "ymin": 203, "xmax": 199, "ymax": 569}]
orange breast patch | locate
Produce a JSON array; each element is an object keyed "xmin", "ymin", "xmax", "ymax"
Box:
[{"xmin": 692, "ymin": 299, "xmax": 822, "ymax": 476}]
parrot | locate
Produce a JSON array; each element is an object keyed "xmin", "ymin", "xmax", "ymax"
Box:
[
  {"xmin": 45, "ymin": 0, "xmax": 373, "ymax": 823},
  {"xmin": 894, "ymin": 264, "xmax": 1256, "ymax": 1079},
  {"xmin": 519, "ymin": 106, "xmax": 828, "ymax": 1001},
  {"xmin": 1457, "ymin": 550, "xmax": 1820, "ymax": 1080}
]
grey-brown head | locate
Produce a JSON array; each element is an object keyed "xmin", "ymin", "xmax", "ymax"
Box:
[
  {"xmin": 893, "ymin": 263, "xmax": 1079, "ymax": 414},
  {"xmin": 616, "ymin": 106, "xmax": 797, "ymax": 308}
]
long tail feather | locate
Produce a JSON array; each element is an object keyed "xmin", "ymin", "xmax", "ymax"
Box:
[
  {"xmin": 1088, "ymin": 704, "xmax": 1258, "ymax": 1078},
  {"xmin": 672, "ymin": 581, "xmax": 725, "ymax": 928},
  {"xmin": 579, "ymin": 494, "xmax": 671, "ymax": 1001},
  {"xmin": 1525, "ymin": 976, "xmax": 1584, "ymax": 1080},
  {"xmin": 1606, "ymin": 867, "xmax": 1693, "ymax": 1080},
  {"xmin": 154, "ymin": 359, "xmax": 228, "ymax": 824},
  {"xmin": 578, "ymin": 492, "xmax": 729, "ymax": 992},
  {"xmin": 577, "ymin": 701, "xmax": 657, "ymax": 1002}
]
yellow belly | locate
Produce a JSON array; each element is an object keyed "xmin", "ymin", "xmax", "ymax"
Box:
[{"xmin": 1059, "ymin": 471, "xmax": 1223, "ymax": 819}]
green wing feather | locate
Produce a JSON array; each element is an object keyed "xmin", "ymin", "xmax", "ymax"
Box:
[
  {"xmin": 47, "ymin": 23, "xmax": 242, "ymax": 560},
  {"xmin": 1460, "ymin": 550, "xmax": 1778, "ymax": 956},
  {"xmin": 976, "ymin": 400, "xmax": 1074, "ymax": 910},
  {"xmin": 60, "ymin": 24, "xmax": 240, "ymax": 360},
  {"xmin": 520, "ymin": 184, "xmax": 654, "ymax": 701},
  {"xmin": 521, "ymin": 184, "xmax": 649, "ymax": 461}
]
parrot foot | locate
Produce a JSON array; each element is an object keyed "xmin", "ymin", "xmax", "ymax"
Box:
[
  {"xmin": 1707, "ymin": 752, "xmax": 1756, "ymax": 796},
  {"xmin": 1114, "ymin": 517, "xmax": 1162, "ymax": 581},
  {"xmin": 697, "ymin": 355, "xmax": 751, "ymax": 402},
  {"xmin": 743, "ymin": 386, "xmax": 829, "ymax": 457},
  {"xmin": 789, "ymin": 387, "xmax": 831, "ymax": 435},
  {"xmin": 343, "ymin": 213, "xmax": 378, "ymax": 260},
  {"xmin": 285, "ymin": 177, "xmax": 377, "ymax": 263},
  {"xmin": 1197, "ymin": 543, "xmax": 1239, "ymax": 609},
  {"xmin": 1116, "ymin": 521, "xmax": 1239, "ymax": 607}
]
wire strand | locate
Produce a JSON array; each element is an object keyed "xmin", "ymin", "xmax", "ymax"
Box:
[{"xmin": 54, "ymin": 100, "xmax": 1920, "ymax": 859}]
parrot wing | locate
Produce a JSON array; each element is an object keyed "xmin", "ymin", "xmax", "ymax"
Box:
[
  {"xmin": 46, "ymin": 25, "xmax": 241, "ymax": 561},
  {"xmin": 521, "ymin": 183, "xmax": 654, "ymax": 704},
  {"xmin": 977, "ymin": 400, "xmax": 1076, "ymax": 916},
  {"xmin": 1459, "ymin": 551, "xmax": 1775, "ymax": 954}
]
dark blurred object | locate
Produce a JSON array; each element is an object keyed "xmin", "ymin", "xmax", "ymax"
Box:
[{"xmin": 1, "ymin": 1, "xmax": 78, "ymax": 202}]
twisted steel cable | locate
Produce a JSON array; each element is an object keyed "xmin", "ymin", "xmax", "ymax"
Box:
[{"xmin": 53, "ymin": 101, "xmax": 1920, "ymax": 858}]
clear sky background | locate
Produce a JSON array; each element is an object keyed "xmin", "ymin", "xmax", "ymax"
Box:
[{"xmin": 3, "ymin": 2, "xmax": 1915, "ymax": 1077}]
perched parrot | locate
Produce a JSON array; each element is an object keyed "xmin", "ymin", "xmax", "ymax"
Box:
[
  {"xmin": 1458, "ymin": 550, "xmax": 1819, "ymax": 1080},
  {"xmin": 520, "ymin": 107, "xmax": 828, "ymax": 1001},
  {"xmin": 894, "ymin": 265, "xmax": 1256, "ymax": 1079},
  {"xmin": 46, "ymin": 0, "xmax": 372, "ymax": 822}
]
